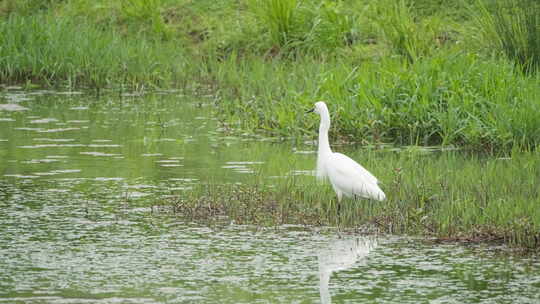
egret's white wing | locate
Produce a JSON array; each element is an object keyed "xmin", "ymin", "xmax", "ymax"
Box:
[
  {"xmin": 325, "ymin": 152, "xmax": 385, "ymax": 200},
  {"xmin": 329, "ymin": 153, "xmax": 379, "ymax": 185}
]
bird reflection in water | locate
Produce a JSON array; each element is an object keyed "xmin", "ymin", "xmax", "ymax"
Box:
[{"xmin": 318, "ymin": 237, "xmax": 378, "ymax": 304}]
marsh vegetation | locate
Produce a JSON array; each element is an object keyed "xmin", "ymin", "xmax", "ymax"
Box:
[{"xmin": 169, "ymin": 149, "xmax": 540, "ymax": 250}]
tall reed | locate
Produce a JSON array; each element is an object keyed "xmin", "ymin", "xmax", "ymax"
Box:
[
  {"xmin": 210, "ymin": 50, "xmax": 540, "ymax": 150},
  {"xmin": 251, "ymin": 0, "xmax": 299, "ymax": 48},
  {"xmin": 249, "ymin": 0, "xmax": 360, "ymax": 54},
  {"xmin": 375, "ymin": 0, "xmax": 440, "ymax": 62},
  {"xmin": 472, "ymin": 0, "xmax": 540, "ymax": 74},
  {"xmin": 0, "ymin": 14, "xmax": 188, "ymax": 88}
]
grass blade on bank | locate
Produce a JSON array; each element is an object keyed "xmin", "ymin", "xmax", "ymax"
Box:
[
  {"xmin": 0, "ymin": 14, "xmax": 189, "ymax": 89},
  {"xmin": 471, "ymin": 0, "xmax": 540, "ymax": 74}
]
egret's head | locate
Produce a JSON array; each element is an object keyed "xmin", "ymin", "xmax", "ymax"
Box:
[{"xmin": 307, "ymin": 101, "xmax": 328, "ymax": 115}]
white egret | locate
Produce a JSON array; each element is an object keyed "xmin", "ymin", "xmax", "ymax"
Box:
[{"xmin": 307, "ymin": 101, "xmax": 386, "ymax": 202}]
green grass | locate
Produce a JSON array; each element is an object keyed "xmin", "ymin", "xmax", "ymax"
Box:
[
  {"xmin": 375, "ymin": 0, "xmax": 441, "ymax": 62},
  {"xmin": 0, "ymin": 14, "xmax": 193, "ymax": 89},
  {"xmin": 209, "ymin": 50, "xmax": 540, "ymax": 150},
  {"xmin": 248, "ymin": 0, "xmax": 360, "ymax": 54},
  {"xmin": 0, "ymin": 0, "xmax": 539, "ymax": 150},
  {"xmin": 472, "ymin": 0, "xmax": 540, "ymax": 74},
  {"xmin": 250, "ymin": 0, "xmax": 299, "ymax": 48},
  {"xmin": 162, "ymin": 149, "xmax": 540, "ymax": 250}
]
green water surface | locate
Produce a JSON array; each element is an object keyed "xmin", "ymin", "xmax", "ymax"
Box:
[{"xmin": 0, "ymin": 89, "xmax": 539, "ymax": 303}]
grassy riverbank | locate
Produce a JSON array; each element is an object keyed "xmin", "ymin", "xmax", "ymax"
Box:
[
  {"xmin": 1, "ymin": 0, "xmax": 539, "ymax": 150},
  {"xmin": 165, "ymin": 149, "xmax": 540, "ymax": 250}
]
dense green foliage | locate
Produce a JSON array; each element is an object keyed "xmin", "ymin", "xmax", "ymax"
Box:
[
  {"xmin": 1, "ymin": 0, "xmax": 539, "ymax": 149},
  {"xmin": 0, "ymin": 15, "xmax": 187, "ymax": 88},
  {"xmin": 472, "ymin": 0, "xmax": 540, "ymax": 74}
]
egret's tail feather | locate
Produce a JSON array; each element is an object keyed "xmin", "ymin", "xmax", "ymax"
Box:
[{"xmin": 355, "ymin": 183, "xmax": 386, "ymax": 201}]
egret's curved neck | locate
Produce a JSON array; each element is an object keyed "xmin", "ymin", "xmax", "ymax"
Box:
[{"xmin": 318, "ymin": 109, "xmax": 332, "ymax": 156}]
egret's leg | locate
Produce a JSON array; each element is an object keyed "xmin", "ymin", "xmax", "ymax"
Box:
[
  {"xmin": 336, "ymin": 190, "xmax": 343, "ymax": 219},
  {"xmin": 336, "ymin": 190, "xmax": 343, "ymax": 203}
]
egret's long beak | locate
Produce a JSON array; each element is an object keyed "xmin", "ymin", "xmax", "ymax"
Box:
[{"xmin": 305, "ymin": 108, "xmax": 314, "ymax": 114}]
